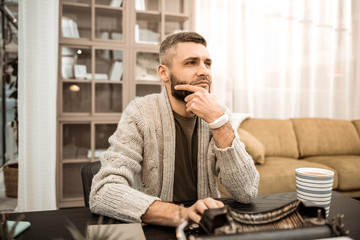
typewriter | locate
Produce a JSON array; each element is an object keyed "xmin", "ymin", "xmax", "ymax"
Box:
[{"xmin": 176, "ymin": 200, "xmax": 349, "ymax": 240}]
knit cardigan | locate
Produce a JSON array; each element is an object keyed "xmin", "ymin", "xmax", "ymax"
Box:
[{"xmin": 89, "ymin": 88, "xmax": 259, "ymax": 223}]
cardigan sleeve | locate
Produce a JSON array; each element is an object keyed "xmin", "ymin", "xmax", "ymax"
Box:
[
  {"xmin": 89, "ymin": 101, "xmax": 160, "ymax": 223},
  {"xmin": 212, "ymin": 109, "xmax": 260, "ymax": 203}
]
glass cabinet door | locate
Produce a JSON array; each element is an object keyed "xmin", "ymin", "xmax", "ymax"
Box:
[
  {"xmin": 165, "ymin": 15, "xmax": 189, "ymax": 38},
  {"xmin": 63, "ymin": 82, "xmax": 91, "ymax": 113},
  {"xmin": 95, "ymin": 49, "xmax": 123, "ymax": 81},
  {"xmin": 62, "ymin": 4, "xmax": 91, "ymax": 39},
  {"xmin": 135, "ymin": 51, "xmax": 161, "ymax": 97},
  {"xmin": 94, "ymin": 123, "xmax": 118, "ymax": 159},
  {"xmin": 61, "ymin": 46, "xmax": 92, "ymax": 80},
  {"xmin": 95, "ymin": 83, "xmax": 123, "ymax": 113},
  {"xmin": 62, "ymin": 123, "xmax": 91, "ymax": 159},
  {"xmin": 95, "ymin": 7, "xmax": 123, "ymax": 40},
  {"xmin": 136, "ymin": 84, "xmax": 161, "ymax": 97},
  {"xmin": 62, "ymin": 162, "xmax": 86, "ymax": 199},
  {"xmin": 136, "ymin": 52, "xmax": 159, "ymax": 81},
  {"xmin": 135, "ymin": 12, "xmax": 161, "ymax": 44}
]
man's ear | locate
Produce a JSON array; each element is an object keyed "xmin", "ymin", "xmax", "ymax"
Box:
[{"xmin": 158, "ymin": 64, "xmax": 170, "ymax": 83}]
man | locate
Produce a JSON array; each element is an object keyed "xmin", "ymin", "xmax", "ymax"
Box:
[{"xmin": 90, "ymin": 32, "xmax": 259, "ymax": 227}]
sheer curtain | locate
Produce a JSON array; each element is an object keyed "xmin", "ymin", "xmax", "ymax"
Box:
[
  {"xmin": 195, "ymin": 0, "xmax": 360, "ymax": 120},
  {"xmin": 17, "ymin": 0, "xmax": 58, "ymax": 211}
]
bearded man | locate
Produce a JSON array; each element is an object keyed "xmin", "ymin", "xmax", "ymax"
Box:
[{"xmin": 90, "ymin": 32, "xmax": 259, "ymax": 226}]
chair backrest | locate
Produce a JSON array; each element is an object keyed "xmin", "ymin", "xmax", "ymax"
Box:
[{"xmin": 81, "ymin": 161, "xmax": 101, "ymax": 208}]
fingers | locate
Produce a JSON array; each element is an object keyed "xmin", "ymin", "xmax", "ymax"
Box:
[
  {"xmin": 186, "ymin": 198, "xmax": 224, "ymax": 224},
  {"xmin": 174, "ymin": 84, "xmax": 207, "ymax": 93},
  {"xmin": 187, "ymin": 209, "xmax": 202, "ymax": 223},
  {"xmin": 215, "ymin": 200, "xmax": 225, "ymax": 208},
  {"xmin": 202, "ymin": 197, "xmax": 224, "ymax": 208}
]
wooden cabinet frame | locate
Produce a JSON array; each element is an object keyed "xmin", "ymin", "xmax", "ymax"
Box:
[{"xmin": 57, "ymin": 0, "xmax": 194, "ymax": 208}]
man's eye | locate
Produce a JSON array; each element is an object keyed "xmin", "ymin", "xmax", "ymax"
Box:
[
  {"xmin": 186, "ymin": 61, "xmax": 195, "ymax": 65},
  {"xmin": 205, "ymin": 62, "xmax": 212, "ymax": 67}
]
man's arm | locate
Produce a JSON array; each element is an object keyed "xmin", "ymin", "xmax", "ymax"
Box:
[
  {"xmin": 175, "ymin": 84, "xmax": 259, "ymax": 203},
  {"xmin": 141, "ymin": 198, "xmax": 224, "ymax": 227}
]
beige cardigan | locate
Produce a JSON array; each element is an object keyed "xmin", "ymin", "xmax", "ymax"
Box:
[{"xmin": 90, "ymin": 88, "xmax": 259, "ymax": 222}]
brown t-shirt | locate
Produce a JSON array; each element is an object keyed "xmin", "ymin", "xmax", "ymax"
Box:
[{"xmin": 173, "ymin": 111, "xmax": 198, "ymax": 202}]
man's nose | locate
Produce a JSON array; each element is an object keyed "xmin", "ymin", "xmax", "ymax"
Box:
[{"xmin": 196, "ymin": 62, "xmax": 211, "ymax": 76}]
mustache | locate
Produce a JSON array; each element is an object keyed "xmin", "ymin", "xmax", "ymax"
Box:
[{"xmin": 190, "ymin": 76, "xmax": 211, "ymax": 86}]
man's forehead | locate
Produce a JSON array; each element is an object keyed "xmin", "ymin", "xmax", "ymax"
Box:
[{"xmin": 172, "ymin": 42, "xmax": 210, "ymax": 60}]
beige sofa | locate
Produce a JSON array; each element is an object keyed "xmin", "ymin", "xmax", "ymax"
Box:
[{"xmin": 237, "ymin": 118, "xmax": 360, "ymax": 198}]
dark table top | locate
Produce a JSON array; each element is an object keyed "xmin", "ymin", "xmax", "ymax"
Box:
[{"xmin": 6, "ymin": 191, "xmax": 360, "ymax": 240}]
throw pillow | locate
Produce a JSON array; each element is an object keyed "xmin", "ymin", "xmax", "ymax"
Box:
[{"xmin": 237, "ymin": 128, "xmax": 266, "ymax": 164}]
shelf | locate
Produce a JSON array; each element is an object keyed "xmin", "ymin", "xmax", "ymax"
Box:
[
  {"xmin": 94, "ymin": 4, "xmax": 124, "ymax": 10},
  {"xmin": 135, "ymin": 80, "xmax": 162, "ymax": 85},
  {"xmin": 165, "ymin": 14, "xmax": 189, "ymax": 21},
  {"xmin": 58, "ymin": 114, "xmax": 122, "ymax": 122},
  {"xmin": 58, "ymin": 0, "xmax": 194, "ymax": 208},
  {"xmin": 61, "ymin": 79, "xmax": 91, "ymax": 82},
  {"xmin": 62, "ymin": 2, "xmax": 91, "ymax": 8},
  {"xmin": 136, "ymin": 11, "xmax": 161, "ymax": 20},
  {"xmin": 94, "ymin": 80, "xmax": 123, "ymax": 84},
  {"xmin": 62, "ymin": 159, "xmax": 90, "ymax": 164}
]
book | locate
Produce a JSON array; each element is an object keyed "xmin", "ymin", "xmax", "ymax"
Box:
[
  {"xmin": 135, "ymin": 0, "xmax": 145, "ymax": 10},
  {"xmin": 61, "ymin": 17, "xmax": 80, "ymax": 38},
  {"xmin": 110, "ymin": 0, "xmax": 123, "ymax": 7},
  {"xmin": 109, "ymin": 61, "xmax": 123, "ymax": 81},
  {"xmin": 74, "ymin": 65, "xmax": 87, "ymax": 79}
]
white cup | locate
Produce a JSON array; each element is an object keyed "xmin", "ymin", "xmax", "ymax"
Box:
[{"xmin": 295, "ymin": 167, "xmax": 334, "ymax": 217}]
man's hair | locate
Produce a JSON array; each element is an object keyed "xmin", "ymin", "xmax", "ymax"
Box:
[{"xmin": 159, "ymin": 31, "xmax": 207, "ymax": 67}]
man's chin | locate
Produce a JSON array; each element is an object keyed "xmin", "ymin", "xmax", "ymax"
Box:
[{"xmin": 171, "ymin": 89, "xmax": 192, "ymax": 102}]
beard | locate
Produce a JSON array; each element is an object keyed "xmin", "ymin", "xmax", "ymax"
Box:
[{"xmin": 170, "ymin": 73, "xmax": 211, "ymax": 102}]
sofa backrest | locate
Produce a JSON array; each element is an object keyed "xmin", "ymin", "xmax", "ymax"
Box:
[
  {"xmin": 240, "ymin": 118, "xmax": 299, "ymax": 158},
  {"xmin": 291, "ymin": 118, "xmax": 360, "ymax": 157}
]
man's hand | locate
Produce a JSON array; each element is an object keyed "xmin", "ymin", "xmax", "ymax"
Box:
[
  {"xmin": 182, "ymin": 198, "xmax": 224, "ymax": 224},
  {"xmin": 141, "ymin": 198, "xmax": 224, "ymax": 227},
  {"xmin": 174, "ymin": 84, "xmax": 223, "ymax": 123},
  {"xmin": 174, "ymin": 84, "xmax": 235, "ymax": 148}
]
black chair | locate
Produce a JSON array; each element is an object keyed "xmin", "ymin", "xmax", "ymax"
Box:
[{"xmin": 81, "ymin": 161, "xmax": 101, "ymax": 208}]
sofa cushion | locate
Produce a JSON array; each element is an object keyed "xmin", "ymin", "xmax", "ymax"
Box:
[
  {"xmin": 237, "ymin": 128, "xmax": 265, "ymax": 164},
  {"xmin": 303, "ymin": 155, "xmax": 360, "ymax": 191},
  {"xmin": 256, "ymin": 157, "xmax": 338, "ymax": 195},
  {"xmin": 291, "ymin": 118, "xmax": 360, "ymax": 157},
  {"xmin": 353, "ymin": 120, "xmax": 360, "ymax": 136},
  {"xmin": 240, "ymin": 119, "xmax": 299, "ymax": 158}
]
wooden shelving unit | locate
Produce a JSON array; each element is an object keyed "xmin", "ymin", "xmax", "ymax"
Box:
[{"xmin": 57, "ymin": 0, "xmax": 194, "ymax": 208}]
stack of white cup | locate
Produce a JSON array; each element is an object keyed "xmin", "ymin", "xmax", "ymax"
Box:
[{"xmin": 295, "ymin": 167, "xmax": 335, "ymax": 217}]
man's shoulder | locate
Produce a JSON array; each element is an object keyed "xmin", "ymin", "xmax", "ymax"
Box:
[{"xmin": 123, "ymin": 92, "xmax": 164, "ymax": 118}]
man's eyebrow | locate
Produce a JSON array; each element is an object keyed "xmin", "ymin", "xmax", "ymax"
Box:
[{"xmin": 182, "ymin": 57, "xmax": 212, "ymax": 63}]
